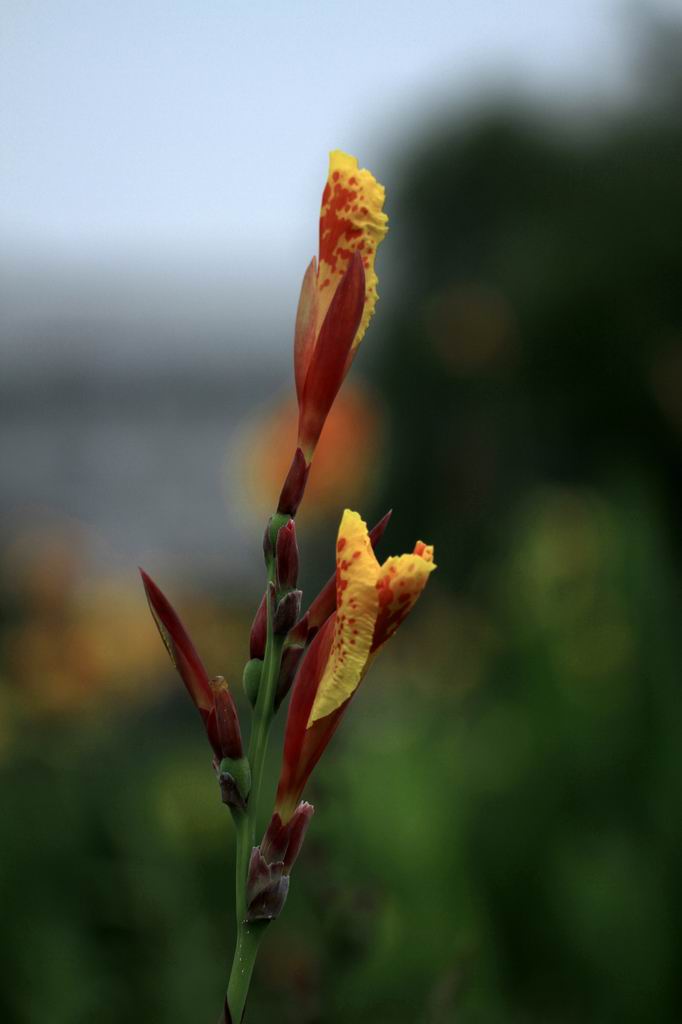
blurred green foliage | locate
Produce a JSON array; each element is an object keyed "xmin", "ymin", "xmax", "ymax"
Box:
[{"xmin": 3, "ymin": 29, "xmax": 682, "ymax": 1024}]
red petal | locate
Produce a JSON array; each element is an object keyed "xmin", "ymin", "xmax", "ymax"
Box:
[
  {"xmin": 139, "ymin": 568, "xmax": 213, "ymax": 714},
  {"xmin": 276, "ymin": 615, "xmax": 335, "ymax": 817},
  {"xmin": 293, "ymin": 258, "xmax": 319, "ymax": 404},
  {"xmin": 210, "ymin": 676, "xmax": 244, "ymax": 760},
  {"xmin": 297, "ymin": 253, "xmax": 365, "ymax": 457}
]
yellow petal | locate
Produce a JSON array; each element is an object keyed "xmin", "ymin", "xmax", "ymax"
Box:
[
  {"xmin": 372, "ymin": 542, "xmax": 437, "ymax": 651},
  {"xmin": 307, "ymin": 509, "xmax": 380, "ymax": 725},
  {"xmin": 317, "ymin": 151, "xmax": 388, "ymax": 351}
]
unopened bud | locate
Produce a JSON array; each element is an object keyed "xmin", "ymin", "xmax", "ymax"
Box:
[
  {"xmin": 273, "ymin": 589, "xmax": 302, "ymax": 635},
  {"xmin": 260, "ymin": 811, "xmax": 289, "ymax": 863},
  {"xmin": 242, "ymin": 658, "xmax": 262, "ymax": 707},
  {"xmin": 218, "ymin": 754, "xmax": 251, "ymax": 810},
  {"xmin": 259, "ymin": 803, "xmax": 314, "ymax": 871},
  {"xmin": 276, "ymin": 519, "xmax": 299, "ymax": 590},
  {"xmin": 245, "ymin": 802, "xmax": 314, "ymax": 923},
  {"xmin": 286, "ymin": 611, "xmax": 309, "ymax": 648},
  {"xmin": 262, "ymin": 516, "xmax": 275, "ymax": 562},
  {"xmin": 245, "ymin": 847, "xmax": 289, "ymax": 922},
  {"xmin": 282, "ymin": 802, "xmax": 314, "ymax": 872},
  {"xmin": 209, "ymin": 676, "xmax": 243, "ymax": 760},
  {"xmin": 249, "ymin": 592, "xmax": 268, "ymax": 660},
  {"xmin": 277, "ymin": 447, "xmax": 310, "ymax": 517},
  {"xmin": 275, "ymin": 643, "xmax": 304, "ymax": 710}
]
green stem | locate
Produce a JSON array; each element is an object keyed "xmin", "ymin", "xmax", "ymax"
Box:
[
  {"xmin": 232, "ymin": 809, "xmax": 250, "ymax": 924},
  {"xmin": 226, "ymin": 546, "xmax": 285, "ymax": 1021},
  {"xmin": 247, "ymin": 631, "xmax": 283, "ymax": 836},
  {"xmin": 226, "ymin": 921, "xmax": 266, "ymax": 1023}
]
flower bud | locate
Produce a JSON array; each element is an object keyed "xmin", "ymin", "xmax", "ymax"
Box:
[
  {"xmin": 276, "ymin": 519, "xmax": 299, "ymax": 591},
  {"xmin": 209, "ymin": 676, "xmax": 244, "ymax": 760},
  {"xmin": 242, "ymin": 658, "xmax": 262, "ymax": 707},
  {"xmin": 262, "ymin": 516, "xmax": 275, "ymax": 562},
  {"xmin": 282, "ymin": 801, "xmax": 314, "ymax": 872},
  {"xmin": 273, "ymin": 589, "xmax": 302, "ymax": 635},
  {"xmin": 245, "ymin": 848, "xmax": 289, "ymax": 922},
  {"xmin": 249, "ymin": 592, "xmax": 268, "ymax": 660},
  {"xmin": 274, "ymin": 643, "xmax": 304, "ymax": 710},
  {"xmin": 245, "ymin": 802, "xmax": 314, "ymax": 922},
  {"xmin": 218, "ymin": 754, "xmax": 251, "ymax": 810}
]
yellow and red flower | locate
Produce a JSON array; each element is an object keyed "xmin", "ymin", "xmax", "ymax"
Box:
[
  {"xmin": 275, "ymin": 509, "xmax": 435, "ymax": 822},
  {"xmin": 294, "ymin": 151, "xmax": 389, "ymax": 462}
]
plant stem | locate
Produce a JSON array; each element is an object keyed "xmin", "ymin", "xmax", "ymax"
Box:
[
  {"xmin": 226, "ymin": 549, "xmax": 284, "ymax": 1020},
  {"xmin": 226, "ymin": 921, "xmax": 266, "ymax": 1023}
]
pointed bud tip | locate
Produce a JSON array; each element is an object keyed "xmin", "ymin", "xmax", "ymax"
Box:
[
  {"xmin": 369, "ymin": 509, "xmax": 393, "ymax": 547},
  {"xmin": 209, "ymin": 674, "xmax": 229, "ymax": 694},
  {"xmin": 276, "ymin": 517, "xmax": 300, "ymax": 590}
]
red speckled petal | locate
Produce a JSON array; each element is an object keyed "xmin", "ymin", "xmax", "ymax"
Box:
[
  {"xmin": 372, "ymin": 543, "xmax": 436, "ymax": 652},
  {"xmin": 307, "ymin": 510, "xmax": 380, "ymax": 725},
  {"xmin": 317, "ymin": 151, "xmax": 388, "ymax": 351}
]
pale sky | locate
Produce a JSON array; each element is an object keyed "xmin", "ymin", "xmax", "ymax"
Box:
[
  {"xmin": 1, "ymin": 0, "xmax": 677, "ymax": 367},
  {"xmin": 2, "ymin": 0, "xmax": 643, "ymax": 259}
]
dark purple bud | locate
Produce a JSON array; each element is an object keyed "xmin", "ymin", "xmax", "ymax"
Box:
[
  {"xmin": 245, "ymin": 803, "xmax": 314, "ymax": 923},
  {"xmin": 274, "ymin": 643, "xmax": 304, "ymax": 710},
  {"xmin": 245, "ymin": 847, "xmax": 289, "ymax": 923},
  {"xmin": 219, "ymin": 770, "xmax": 247, "ymax": 812},
  {"xmin": 273, "ymin": 589, "xmax": 302, "ymax": 635},
  {"xmin": 249, "ymin": 591, "xmax": 268, "ymax": 660},
  {"xmin": 276, "ymin": 518, "xmax": 299, "ymax": 590},
  {"xmin": 262, "ymin": 516, "xmax": 275, "ymax": 561},
  {"xmin": 277, "ymin": 447, "xmax": 310, "ymax": 517}
]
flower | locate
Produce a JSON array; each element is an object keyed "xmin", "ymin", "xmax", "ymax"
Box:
[
  {"xmin": 275, "ymin": 510, "xmax": 435, "ymax": 821},
  {"xmin": 294, "ymin": 151, "xmax": 389, "ymax": 462},
  {"xmin": 140, "ymin": 569, "xmax": 243, "ymax": 766}
]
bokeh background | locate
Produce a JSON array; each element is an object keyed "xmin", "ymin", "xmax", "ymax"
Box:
[{"xmin": 2, "ymin": 2, "xmax": 682, "ymax": 1022}]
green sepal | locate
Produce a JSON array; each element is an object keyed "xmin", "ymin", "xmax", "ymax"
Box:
[
  {"xmin": 243, "ymin": 658, "xmax": 263, "ymax": 707},
  {"xmin": 220, "ymin": 755, "xmax": 252, "ymax": 803}
]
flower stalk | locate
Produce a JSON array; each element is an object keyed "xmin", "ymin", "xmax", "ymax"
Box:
[{"xmin": 140, "ymin": 150, "xmax": 436, "ymax": 1022}]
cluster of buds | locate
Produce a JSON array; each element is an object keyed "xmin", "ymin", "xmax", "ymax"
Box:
[
  {"xmin": 243, "ymin": 516, "xmax": 306, "ymax": 712},
  {"xmin": 245, "ymin": 802, "xmax": 314, "ymax": 922},
  {"xmin": 140, "ymin": 152, "xmax": 436, "ymax": 1016}
]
